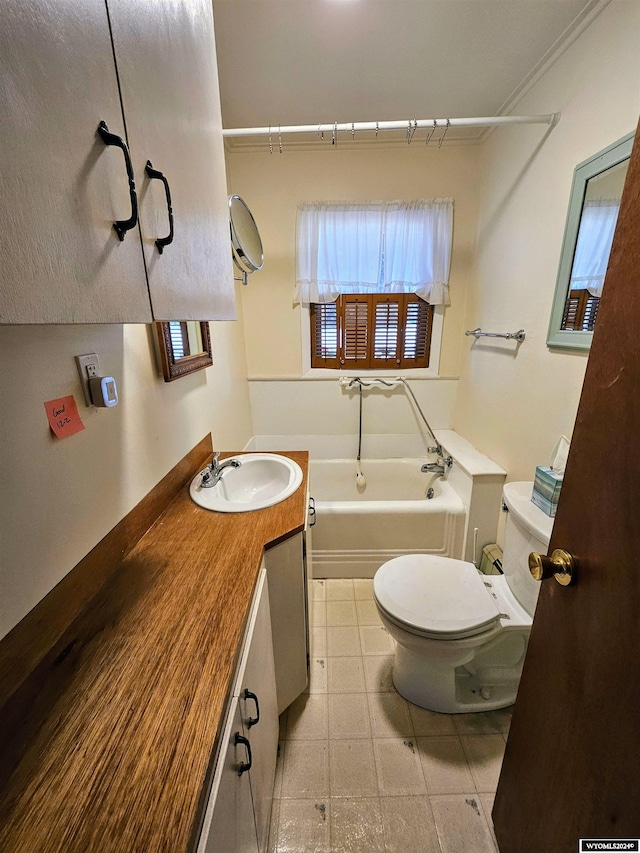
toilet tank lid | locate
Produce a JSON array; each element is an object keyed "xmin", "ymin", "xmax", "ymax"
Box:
[
  {"xmin": 502, "ymin": 481, "xmax": 554, "ymax": 547},
  {"xmin": 374, "ymin": 555, "xmax": 500, "ymax": 637}
]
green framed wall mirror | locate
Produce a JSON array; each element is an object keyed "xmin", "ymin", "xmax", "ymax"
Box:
[{"xmin": 547, "ymin": 131, "xmax": 634, "ymax": 351}]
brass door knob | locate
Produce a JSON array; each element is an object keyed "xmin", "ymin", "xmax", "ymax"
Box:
[{"xmin": 529, "ymin": 549, "xmax": 576, "ymax": 586}]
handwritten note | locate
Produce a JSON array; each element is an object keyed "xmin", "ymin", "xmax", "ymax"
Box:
[{"xmin": 44, "ymin": 395, "xmax": 85, "ymax": 439}]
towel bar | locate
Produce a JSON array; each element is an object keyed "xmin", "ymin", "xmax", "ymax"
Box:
[{"xmin": 465, "ymin": 328, "xmax": 526, "ymax": 342}]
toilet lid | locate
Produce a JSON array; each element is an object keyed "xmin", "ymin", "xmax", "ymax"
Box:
[{"xmin": 374, "ymin": 555, "xmax": 501, "ymax": 639}]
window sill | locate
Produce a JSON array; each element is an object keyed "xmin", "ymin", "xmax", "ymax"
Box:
[{"xmin": 247, "ymin": 372, "xmax": 460, "ymax": 381}]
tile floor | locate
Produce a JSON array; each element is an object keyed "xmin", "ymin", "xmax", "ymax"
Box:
[{"xmin": 268, "ymin": 578, "xmax": 511, "ymax": 853}]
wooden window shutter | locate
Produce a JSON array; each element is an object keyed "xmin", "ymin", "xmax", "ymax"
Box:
[
  {"xmin": 310, "ymin": 293, "xmax": 433, "ymax": 370},
  {"xmin": 562, "ymin": 289, "xmax": 601, "ymax": 332},
  {"xmin": 401, "ymin": 295, "xmax": 432, "ymax": 368},
  {"xmin": 371, "ymin": 295, "xmax": 401, "ymax": 368},
  {"xmin": 582, "ymin": 293, "xmax": 600, "ymax": 330},
  {"xmin": 310, "ymin": 302, "xmax": 340, "ymax": 368},
  {"xmin": 561, "ymin": 291, "xmax": 581, "ymax": 330},
  {"xmin": 340, "ymin": 295, "xmax": 371, "ymax": 368}
]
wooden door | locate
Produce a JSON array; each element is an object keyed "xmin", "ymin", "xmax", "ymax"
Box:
[
  {"xmin": 107, "ymin": 0, "xmax": 236, "ymax": 321},
  {"xmin": 493, "ymin": 124, "xmax": 640, "ymax": 850},
  {"xmin": 0, "ymin": 0, "xmax": 151, "ymax": 324}
]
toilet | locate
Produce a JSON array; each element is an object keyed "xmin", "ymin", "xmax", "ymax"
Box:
[{"xmin": 373, "ymin": 481, "xmax": 554, "ymax": 713}]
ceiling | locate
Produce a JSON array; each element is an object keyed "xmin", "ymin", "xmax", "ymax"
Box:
[{"xmin": 213, "ymin": 0, "xmax": 609, "ymax": 147}]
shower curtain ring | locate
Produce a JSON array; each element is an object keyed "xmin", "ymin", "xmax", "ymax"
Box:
[
  {"xmin": 438, "ymin": 118, "xmax": 450, "ymax": 148},
  {"xmin": 318, "ymin": 125, "xmax": 324, "ymax": 141},
  {"xmin": 407, "ymin": 119, "xmax": 417, "ymax": 145},
  {"xmin": 333, "ymin": 121, "xmax": 337, "ymax": 146},
  {"xmin": 425, "ymin": 119, "xmax": 437, "ymax": 146},
  {"xmin": 279, "ymin": 125, "xmax": 282, "ymax": 154},
  {"xmin": 352, "ymin": 122, "xmax": 355, "ymax": 140},
  {"xmin": 375, "ymin": 121, "xmax": 379, "ymax": 139},
  {"xmin": 268, "ymin": 125, "xmax": 273, "ymax": 154}
]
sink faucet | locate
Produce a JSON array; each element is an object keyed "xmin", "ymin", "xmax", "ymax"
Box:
[
  {"xmin": 421, "ymin": 453, "xmax": 453, "ymax": 476},
  {"xmin": 200, "ymin": 452, "xmax": 242, "ymax": 488}
]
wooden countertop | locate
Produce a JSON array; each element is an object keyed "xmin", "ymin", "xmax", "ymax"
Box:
[{"xmin": 0, "ymin": 445, "xmax": 308, "ymax": 853}]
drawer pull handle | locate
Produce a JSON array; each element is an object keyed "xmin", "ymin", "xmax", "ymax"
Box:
[
  {"xmin": 309, "ymin": 496, "xmax": 317, "ymax": 527},
  {"xmin": 235, "ymin": 733, "xmax": 252, "ymax": 775},
  {"xmin": 243, "ymin": 689, "xmax": 260, "ymax": 728},
  {"xmin": 97, "ymin": 121, "xmax": 138, "ymax": 241},
  {"xmin": 145, "ymin": 160, "xmax": 174, "ymax": 253}
]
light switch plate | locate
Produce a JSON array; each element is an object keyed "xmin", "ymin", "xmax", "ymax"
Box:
[{"xmin": 75, "ymin": 353, "xmax": 100, "ymax": 407}]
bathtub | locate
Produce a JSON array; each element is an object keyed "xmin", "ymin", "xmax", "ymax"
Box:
[{"xmin": 309, "ymin": 458, "xmax": 466, "ymax": 578}]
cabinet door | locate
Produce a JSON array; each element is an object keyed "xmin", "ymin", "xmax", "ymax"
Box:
[
  {"xmin": 0, "ymin": 0, "xmax": 151, "ymax": 324},
  {"xmin": 236, "ymin": 572, "xmax": 279, "ymax": 853},
  {"xmin": 106, "ymin": 0, "xmax": 236, "ymax": 321},
  {"xmin": 264, "ymin": 533, "xmax": 310, "ymax": 714},
  {"xmin": 198, "ymin": 699, "xmax": 259, "ymax": 853}
]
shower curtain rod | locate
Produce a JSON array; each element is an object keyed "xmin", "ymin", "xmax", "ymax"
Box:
[{"xmin": 222, "ymin": 113, "xmax": 561, "ymax": 138}]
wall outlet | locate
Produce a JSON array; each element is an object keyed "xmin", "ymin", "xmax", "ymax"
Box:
[{"xmin": 75, "ymin": 353, "xmax": 101, "ymax": 407}]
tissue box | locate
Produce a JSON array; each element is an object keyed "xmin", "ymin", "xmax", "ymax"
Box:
[{"xmin": 532, "ymin": 466, "xmax": 563, "ymax": 517}]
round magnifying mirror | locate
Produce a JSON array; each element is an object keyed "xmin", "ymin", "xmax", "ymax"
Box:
[{"xmin": 229, "ymin": 195, "xmax": 264, "ymax": 278}]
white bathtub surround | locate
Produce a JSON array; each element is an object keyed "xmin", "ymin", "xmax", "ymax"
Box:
[
  {"xmin": 249, "ymin": 433, "xmax": 504, "ymax": 585},
  {"xmin": 248, "ymin": 431, "xmax": 506, "ymax": 576},
  {"xmin": 310, "ymin": 458, "xmax": 466, "ymax": 579},
  {"xmin": 246, "ymin": 430, "xmax": 504, "ymax": 579},
  {"xmin": 246, "ymin": 433, "xmax": 441, "ymax": 460},
  {"xmin": 247, "ymin": 377, "xmax": 458, "ymax": 443}
]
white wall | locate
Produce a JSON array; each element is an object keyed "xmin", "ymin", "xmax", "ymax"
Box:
[
  {"xmin": 229, "ymin": 144, "xmax": 481, "ymax": 379},
  {"xmin": 0, "ymin": 288, "xmax": 253, "ymax": 638},
  {"xmin": 227, "ymin": 144, "xmax": 481, "ymax": 443},
  {"xmin": 454, "ymin": 0, "xmax": 640, "ymax": 481}
]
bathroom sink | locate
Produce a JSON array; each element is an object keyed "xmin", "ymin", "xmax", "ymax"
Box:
[{"xmin": 189, "ymin": 453, "xmax": 303, "ymax": 513}]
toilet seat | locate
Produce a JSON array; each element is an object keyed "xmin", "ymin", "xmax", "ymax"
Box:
[{"xmin": 374, "ymin": 555, "xmax": 501, "ymax": 641}]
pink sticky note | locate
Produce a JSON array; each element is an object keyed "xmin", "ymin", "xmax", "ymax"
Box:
[{"xmin": 45, "ymin": 395, "xmax": 85, "ymax": 439}]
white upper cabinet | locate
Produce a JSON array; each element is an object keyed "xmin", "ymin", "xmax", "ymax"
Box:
[
  {"xmin": 107, "ymin": 0, "xmax": 236, "ymax": 321},
  {"xmin": 0, "ymin": 0, "xmax": 235, "ymax": 324},
  {"xmin": 0, "ymin": 0, "xmax": 151, "ymax": 324}
]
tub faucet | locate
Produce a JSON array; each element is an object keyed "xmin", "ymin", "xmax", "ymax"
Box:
[
  {"xmin": 421, "ymin": 455, "xmax": 453, "ymax": 476},
  {"xmin": 200, "ymin": 452, "xmax": 242, "ymax": 488}
]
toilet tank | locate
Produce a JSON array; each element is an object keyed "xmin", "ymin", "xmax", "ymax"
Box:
[{"xmin": 502, "ymin": 481, "xmax": 555, "ymax": 616}]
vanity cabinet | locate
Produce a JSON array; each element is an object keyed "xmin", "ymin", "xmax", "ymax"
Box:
[
  {"xmin": 198, "ymin": 568, "xmax": 278, "ymax": 853},
  {"xmin": 0, "ymin": 0, "xmax": 234, "ymax": 324},
  {"xmin": 199, "ymin": 699, "xmax": 259, "ymax": 853}
]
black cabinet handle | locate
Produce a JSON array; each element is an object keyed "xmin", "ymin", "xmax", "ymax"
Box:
[
  {"xmin": 235, "ymin": 732, "xmax": 252, "ymax": 775},
  {"xmin": 97, "ymin": 121, "xmax": 138, "ymax": 241},
  {"xmin": 243, "ymin": 689, "xmax": 260, "ymax": 728},
  {"xmin": 309, "ymin": 496, "xmax": 317, "ymax": 527},
  {"xmin": 145, "ymin": 160, "xmax": 174, "ymax": 254}
]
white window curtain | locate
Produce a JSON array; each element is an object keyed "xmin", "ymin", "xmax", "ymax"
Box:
[
  {"xmin": 295, "ymin": 199, "xmax": 453, "ymax": 307},
  {"xmin": 569, "ymin": 199, "xmax": 621, "ymax": 298}
]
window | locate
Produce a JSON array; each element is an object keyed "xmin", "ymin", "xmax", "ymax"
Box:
[
  {"xmin": 311, "ymin": 293, "xmax": 433, "ymax": 369},
  {"xmin": 296, "ymin": 199, "xmax": 452, "ymax": 371}
]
